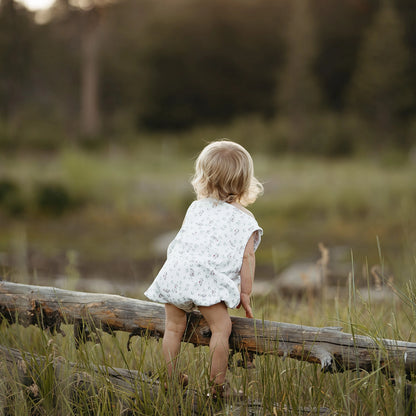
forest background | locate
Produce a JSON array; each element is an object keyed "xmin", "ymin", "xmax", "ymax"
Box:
[
  {"xmin": 1, "ymin": 1, "xmax": 416, "ymax": 413},
  {"xmin": 0, "ymin": 0, "xmax": 415, "ymax": 294}
]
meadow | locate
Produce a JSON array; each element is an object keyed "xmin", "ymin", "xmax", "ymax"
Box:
[
  {"xmin": 0, "ymin": 142, "xmax": 416, "ymax": 414},
  {"xmin": 0, "ymin": 142, "xmax": 415, "ymax": 286},
  {"xmin": 1, "ymin": 280, "xmax": 416, "ymax": 415}
]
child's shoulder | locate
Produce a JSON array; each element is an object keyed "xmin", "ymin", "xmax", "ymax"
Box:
[{"xmin": 230, "ymin": 202, "xmax": 254, "ymax": 218}]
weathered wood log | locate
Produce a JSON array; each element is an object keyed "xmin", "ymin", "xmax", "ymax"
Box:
[
  {"xmin": 0, "ymin": 344, "xmax": 192, "ymax": 414},
  {"xmin": 0, "ymin": 344, "xmax": 157, "ymax": 398},
  {"xmin": 0, "ymin": 344, "xmax": 330, "ymax": 415},
  {"xmin": 1, "ymin": 281, "xmax": 415, "ymax": 377}
]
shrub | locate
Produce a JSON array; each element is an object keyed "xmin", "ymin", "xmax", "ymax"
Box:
[
  {"xmin": 0, "ymin": 179, "xmax": 18, "ymax": 203},
  {"xmin": 35, "ymin": 183, "xmax": 75, "ymax": 216},
  {"xmin": 0, "ymin": 178, "xmax": 25, "ymax": 216}
]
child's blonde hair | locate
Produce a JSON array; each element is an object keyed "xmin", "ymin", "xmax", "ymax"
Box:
[{"xmin": 191, "ymin": 140, "xmax": 263, "ymax": 206}]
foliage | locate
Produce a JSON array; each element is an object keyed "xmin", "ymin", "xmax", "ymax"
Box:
[
  {"xmin": 132, "ymin": 0, "xmax": 284, "ymax": 130},
  {"xmin": 0, "ymin": 0, "xmax": 415, "ymax": 153},
  {"xmin": 0, "ymin": 148, "xmax": 415, "ymax": 291},
  {"xmin": 0, "ymin": 179, "xmax": 26, "ymax": 216},
  {"xmin": 0, "ymin": 0, "xmax": 34, "ymax": 120},
  {"xmin": 274, "ymin": 0, "xmax": 323, "ymax": 152},
  {"xmin": 35, "ymin": 183, "xmax": 79, "ymax": 216},
  {"xmin": 346, "ymin": 0, "xmax": 414, "ymax": 147},
  {"xmin": 276, "ymin": 0, "xmax": 322, "ymax": 114},
  {"xmin": 0, "ymin": 177, "xmax": 81, "ymax": 218}
]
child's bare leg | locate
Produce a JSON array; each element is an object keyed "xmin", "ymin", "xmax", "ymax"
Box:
[
  {"xmin": 163, "ymin": 304, "xmax": 187, "ymax": 378},
  {"xmin": 199, "ymin": 302, "xmax": 232, "ymax": 386}
]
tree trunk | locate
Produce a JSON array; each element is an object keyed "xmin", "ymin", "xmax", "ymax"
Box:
[
  {"xmin": 0, "ymin": 344, "xmax": 157, "ymax": 398},
  {"xmin": 0, "ymin": 344, "xmax": 331, "ymax": 415},
  {"xmin": 80, "ymin": 8, "xmax": 101, "ymax": 137},
  {"xmin": 1, "ymin": 281, "xmax": 415, "ymax": 377}
]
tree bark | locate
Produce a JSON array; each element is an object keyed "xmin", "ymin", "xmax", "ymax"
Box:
[
  {"xmin": 80, "ymin": 8, "xmax": 101, "ymax": 137},
  {"xmin": 0, "ymin": 344, "xmax": 157, "ymax": 398},
  {"xmin": 0, "ymin": 344, "xmax": 331, "ymax": 415},
  {"xmin": 0, "ymin": 281, "xmax": 415, "ymax": 377}
]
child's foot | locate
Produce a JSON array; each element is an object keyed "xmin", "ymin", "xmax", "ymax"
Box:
[
  {"xmin": 179, "ymin": 373, "xmax": 189, "ymax": 388},
  {"xmin": 209, "ymin": 382, "xmax": 244, "ymax": 401},
  {"xmin": 164, "ymin": 373, "xmax": 189, "ymax": 391}
]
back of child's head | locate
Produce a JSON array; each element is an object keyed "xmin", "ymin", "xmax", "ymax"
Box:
[{"xmin": 191, "ymin": 140, "xmax": 263, "ymax": 206}]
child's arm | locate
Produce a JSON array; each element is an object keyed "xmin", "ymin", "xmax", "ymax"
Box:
[{"xmin": 239, "ymin": 232, "xmax": 256, "ymax": 318}]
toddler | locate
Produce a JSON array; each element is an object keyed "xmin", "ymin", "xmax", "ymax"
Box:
[{"xmin": 145, "ymin": 140, "xmax": 263, "ymax": 398}]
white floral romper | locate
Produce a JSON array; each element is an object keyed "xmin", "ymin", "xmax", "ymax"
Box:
[{"xmin": 144, "ymin": 198, "xmax": 263, "ymax": 311}]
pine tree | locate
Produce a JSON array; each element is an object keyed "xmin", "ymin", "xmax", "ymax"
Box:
[
  {"xmin": 0, "ymin": 0, "xmax": 34, "ymax": 120},
  {"xmin": 346, "ymin": 0, "xmax": 413, "ymax": 143},
  {"xmin": 275, "ymin": 0, "xmax": 322, "ymax": 150}
]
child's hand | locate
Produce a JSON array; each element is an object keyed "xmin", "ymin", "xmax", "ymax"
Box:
[{"xmin": 238, "ymin": 293, "xmax": 253, "ymax": 318}]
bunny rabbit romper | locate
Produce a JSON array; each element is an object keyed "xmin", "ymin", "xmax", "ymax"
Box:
[{"xmin": 145, "ymin": 198, "xmax": 263, "ymax": 312}]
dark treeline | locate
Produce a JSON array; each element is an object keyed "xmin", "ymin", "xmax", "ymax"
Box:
[{"xmin": 0, "ymin": 0, "xmax": 415, "ymax": 154}]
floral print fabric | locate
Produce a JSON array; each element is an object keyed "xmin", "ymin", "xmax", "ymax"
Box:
[{"xmin": 144, "ymin": 198, "xmax": 263, "ymax": 311}]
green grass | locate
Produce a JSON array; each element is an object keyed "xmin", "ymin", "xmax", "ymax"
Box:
[
  {"xmin": 0, "ymin": 144, "xmax": 416, "ymax": 413},
  {"xmin": 0, "ymin": 145, "xmax": 415, "ymax": 288},
  {"xmin": 1, "ymin": 282, "xmax": 415, "ymax": 415}
]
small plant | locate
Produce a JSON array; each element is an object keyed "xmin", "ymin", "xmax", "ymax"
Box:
[
  {"xmin": 0, "ymin": 178, "xmax": 25, "ymax": 216},
  {"xmin": 35, "ymin": 183, "xmax": 76, "ymax": 216},
  {"xmin": 0, "ymin": 179, "xmax": 17, "ymax": 203}
]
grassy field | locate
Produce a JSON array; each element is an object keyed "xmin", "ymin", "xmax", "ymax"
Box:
[
  {"xmin": 0, "ymin": 143, "xmax": 415, "ymax": 288},
  {"xmin": 0, "ymin": 144, "xmax": 416, "ymax": 414},
  {"xmin": 0, "ymin": 281, "xmax": 415, "ymax": 415}
]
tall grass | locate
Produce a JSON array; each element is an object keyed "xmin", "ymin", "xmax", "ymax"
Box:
[
  {"xmin": 1, "ymin": 147, "xmax": 415, "ymax": 413},
  {"xmin": 1, "ymin": 277, "xmax": 415, "ymax": 415}
]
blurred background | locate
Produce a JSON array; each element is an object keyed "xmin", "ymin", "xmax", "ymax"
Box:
[{"xmin": 0, "ymin": 0, "xmax": 415, "ymax": 297}]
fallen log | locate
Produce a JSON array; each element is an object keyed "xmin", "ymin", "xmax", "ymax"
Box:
[
  {"xmin": 0, "ymin": 344, "xmax": 330, "ymax": 415},
  {"xmin": 0, "ymin": 344, "xmax": 157, "ymax": 398},
  {"xmin": 0, "ymin": 281, "xmax": 415, "ymax": 377},
  {"xmin": 0, "ymin": 344, "xmax": 189, "ymax": 414}
]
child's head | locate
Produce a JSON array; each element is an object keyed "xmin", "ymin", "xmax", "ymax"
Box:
[{"xmin": 191, "ymin": 140, "xmax": 263, "ymax": 206}]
